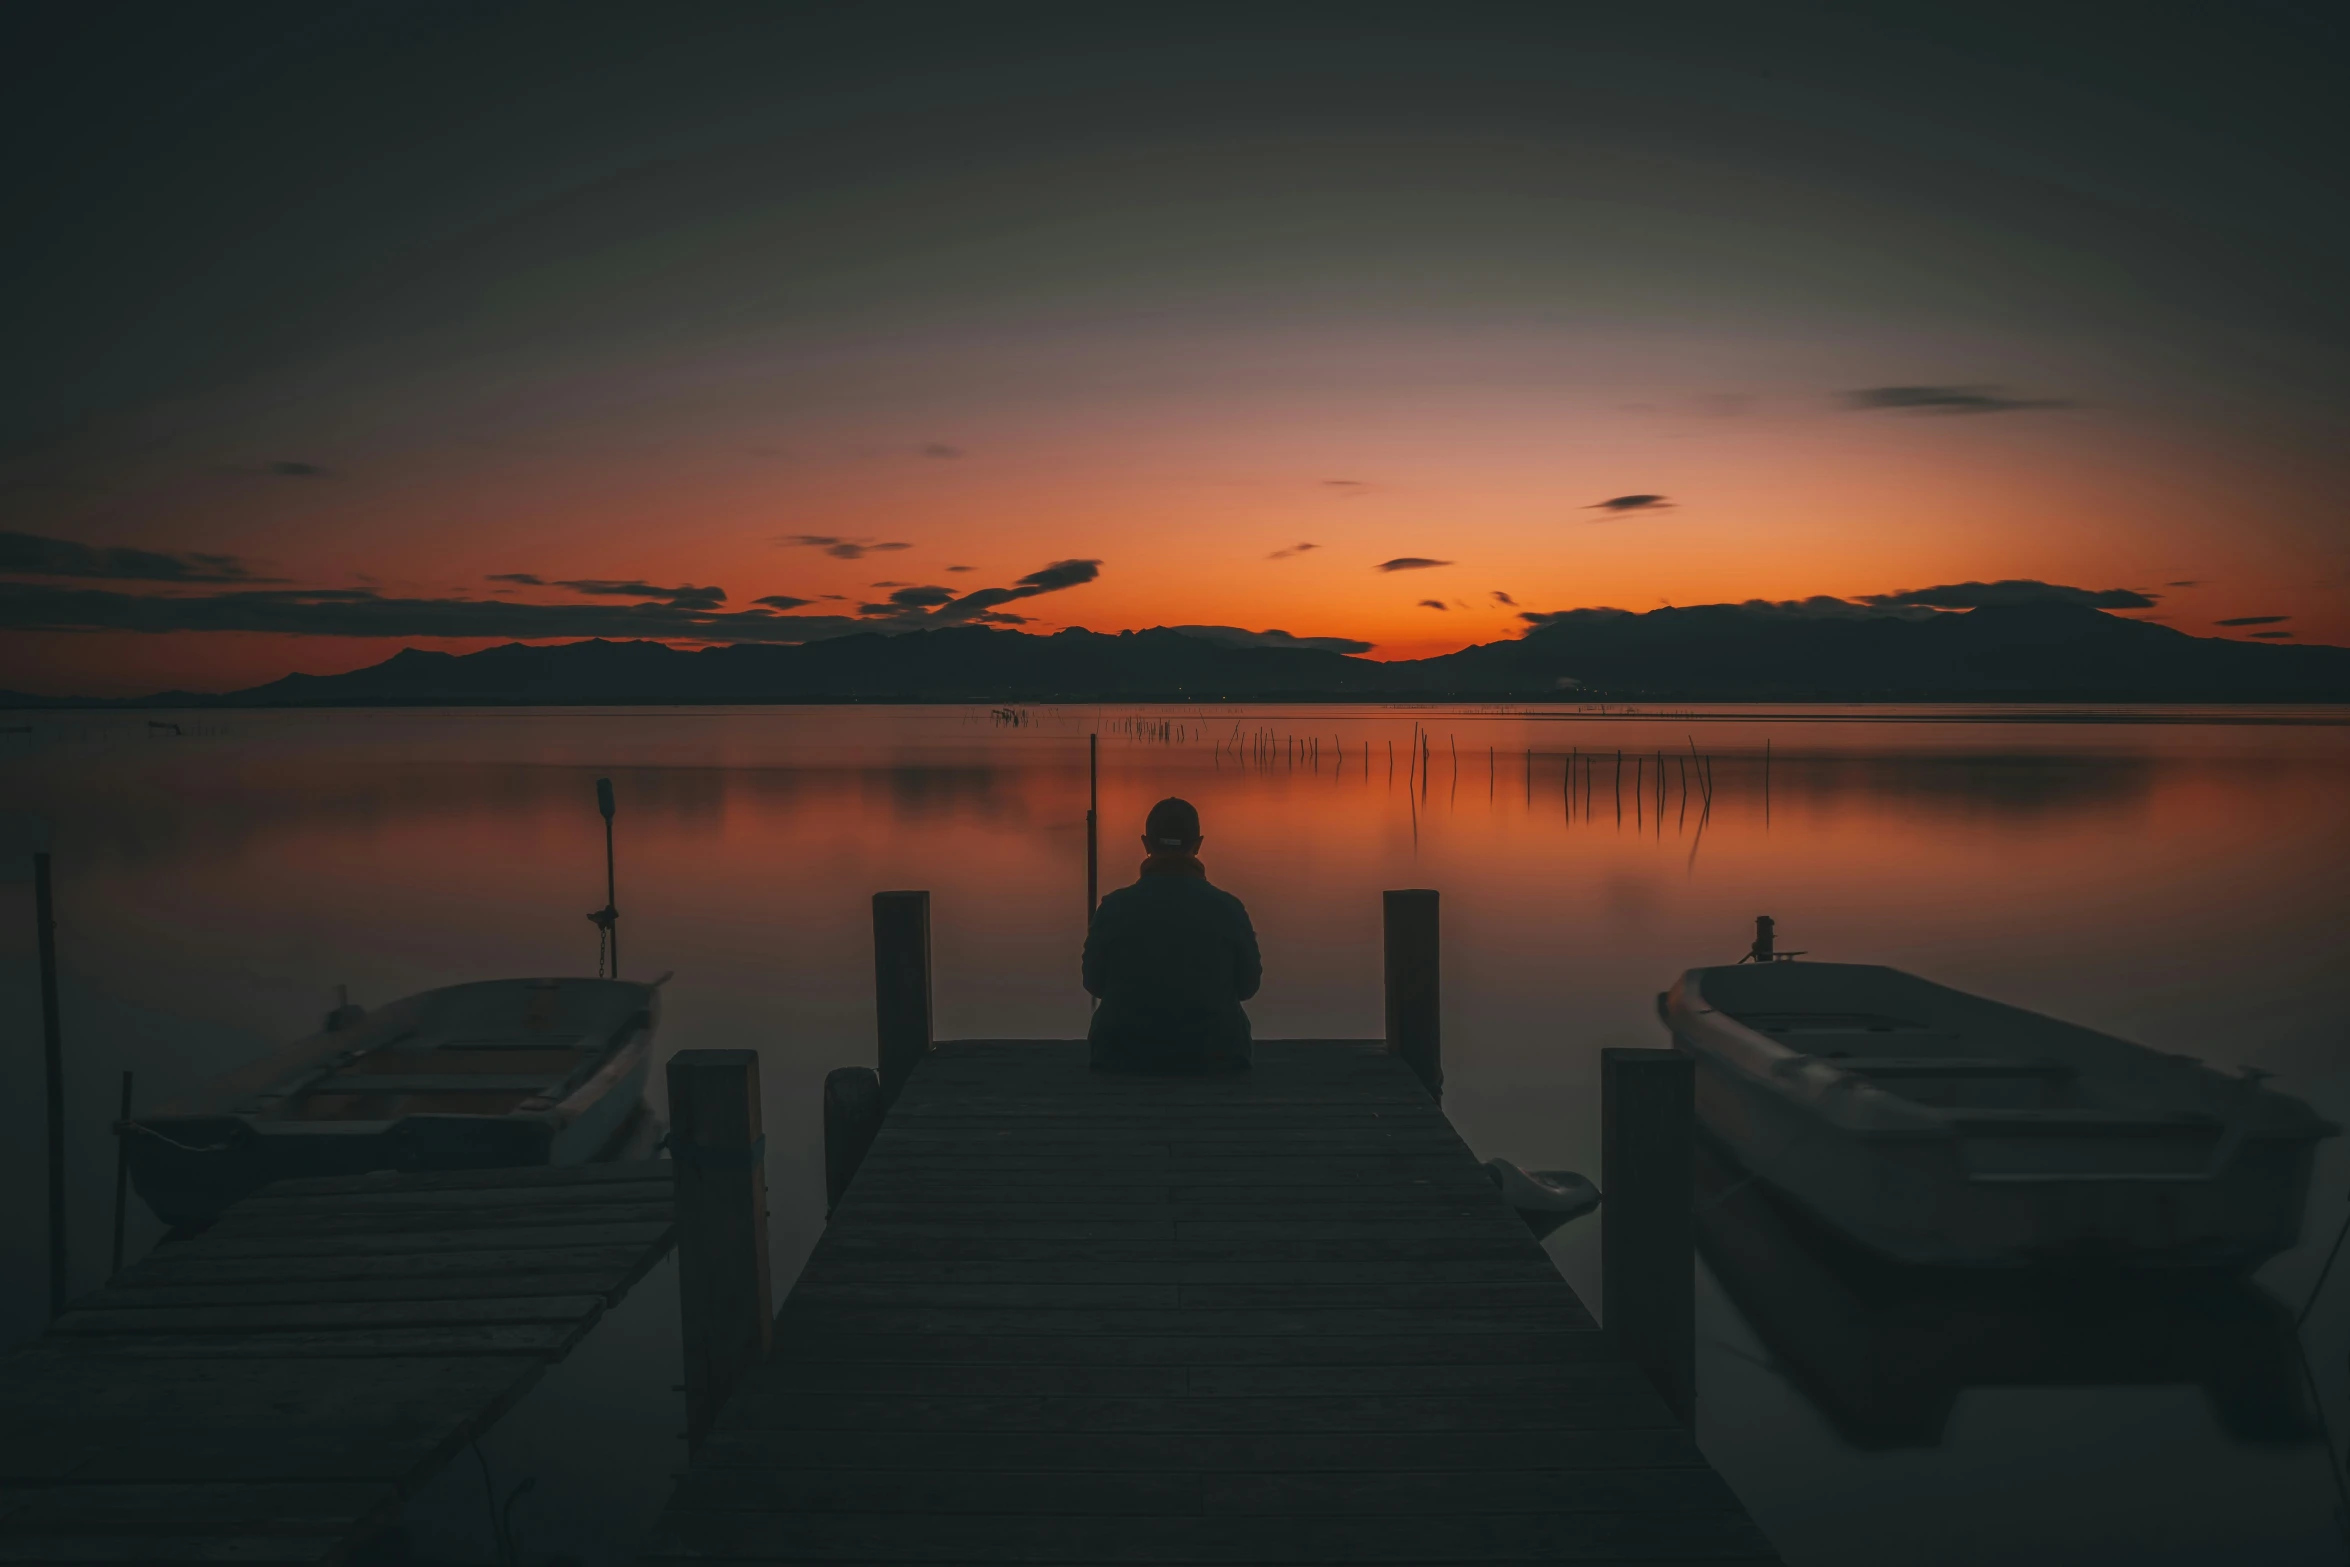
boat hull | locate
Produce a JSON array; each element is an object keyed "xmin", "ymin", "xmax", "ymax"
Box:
[
  {"xmin": 130, "ymin": 978, "xmax": 658, "ymax": 1228},
  {"xmin": 1665, "ymin": 963, "xmax": 2333, "ymax": 1270},
  {"xmin": 1687, "ymin": 1045, "xmax": 2318, "ymax": 1268}
]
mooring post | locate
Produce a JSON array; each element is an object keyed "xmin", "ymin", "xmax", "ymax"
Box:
[
  {"xmin": 822, "ymin": 1066, "xmax": 883, "ymax": 1215},
  {"xmin": 1383, "ymin": 889, "xmax": 1441, "ymax": 1101},
  {"xmin": 872, "ymin": 890, "xmax": 933, "ymax": 1106},
  {"xmin": 590, "ymin": 777, "xmax": 620, "ymax": 978},
  {"xmin": 667, "ymin": 1048, "xmax": 772, "ymax": 1447},
  {"xmin": 111, "ymin": 1069, "xmax": 133, "ymax": 1277},
  {"xmin": 34, "ymin": 852, "xmax": 66, "ymax": 1318},
  {"xmin": 1601, "ymin": 1046, "xmax": 1695, "ymax": 1425}
]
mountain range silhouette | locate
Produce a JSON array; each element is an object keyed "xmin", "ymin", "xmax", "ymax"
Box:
[{"xmin": 10, "ymin": 602, "xmax": 2346, "ymax": 707}]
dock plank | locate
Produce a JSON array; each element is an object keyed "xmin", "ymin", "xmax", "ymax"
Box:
[
  {"xmin": 212, "ymin": 1198, "xmax": 670, "ymax": 1236},
  {"xmin": 49, "ymin": 1295, "xmax": 608, "ymax": 1335},
  {"xmin": 107, "ymin": 1242, "xmax": 659, "ymax": 1290},
  {"xmin": 643, "ymin": 1041, "xmax": 1774, "ymax": 1564},
  {"xmin": 689, "ymin": 1427, "xmax": 1718, "ymax": 1475},
  {"xmin": 646, "ymin": 1508, "xmax": 1777, "ymax": 1562},
  {"xmin": 0, "ymin": 1162, "xmax": 675, "ymax": 1562},
  {"xmin": 188, "ymin": 1218, "xmax": 672, "ymax": 1259}
]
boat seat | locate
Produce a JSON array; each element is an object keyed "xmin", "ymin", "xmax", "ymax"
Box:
[
  {"xmin": 1736, "ymin": 1011, "xmax": 1930, "ymax": 1034},
  {"xmin": 310, "ymin": 1072, "xmax": 578, "ymax": 1094},
  {"xmin": 1948, "ymin": 1108, "xmax": 2221, "ymax": 1136},
  {"xmin": 1832, "ymin": 1057, "xmax": 2075, "ymax": 1079},
  {"xmin": 343, "ymin": 1046, "xmax": 593, "ymax": 1075}
]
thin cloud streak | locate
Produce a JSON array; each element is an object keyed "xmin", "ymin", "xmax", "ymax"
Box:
[
  {"xmin": 853, "ymin": 557, "xmax": 1103, "ymax": 629},
  {"xmin": 778, "ymin": 534, "xmax": 914, "ymax": 560},
  {"xmin": 553, "ymin": 579, "xmax": 726, "ymax": 608},
  {"xmin": 1170, "ymin": 625, "xmax": 1373, "ymax": 654},
  {"xmin": 1585, "ymin": 494, "xmax": 1672, "ymax": 516},
  {"xmin": 1862, "ymin": 580, "xmax": 2157, "ymax": 611},
  {"xmin": 0, "ymin": 557, "xmax": 1105, "ymax": 644},
  {"xmin": 1844, "ymin": 384, "xmax": 2072, "ymax": 415},
  {"xmin": 2, "ymin": 530, "xmax": 279, "ymax": 583}
]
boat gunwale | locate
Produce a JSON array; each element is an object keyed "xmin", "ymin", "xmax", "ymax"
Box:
[
  {"xmin": 1670, "ymin": 964, "xmax": 2337, "ymax": 1156},
  {"xmin": 134, "ymin": 978, "xmax": 662, "ymax": 1133}
]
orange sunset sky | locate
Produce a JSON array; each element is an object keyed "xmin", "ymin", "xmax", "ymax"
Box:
[{"xmin": 5, "ymin": 7, "xmax": 2344, "ymax": 695}]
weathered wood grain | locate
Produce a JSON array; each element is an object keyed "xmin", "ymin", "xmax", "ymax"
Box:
[
  {"xmin": 644, "ymin": 1507, "xmax": 1778, "ymax": 1562},
  {"xmin": 50, "ymin": 1295, "xmax": 607, "ymax": 1336},
  {"xmin": 75, "ymin": 1273, "xmax": 638, "ymax": 1310},
  {"xmin": 0, "ymin": 1162, "xmax": 675, "ymax": 1563},
  {"xmin": 646, "ymin": 1040, "xmax": 1775, "ymax": 1565},
  {"xmin": 188, "ymin": 1218, "xmax": 672, "ymax": 1259},
  {"xmin": 106, "ymin": 1242, "xmax": 657, "ymax": 1289},
  {"xmin": 204, "ymin": 1198, "xmax": 673, "ymax": 1237},
  {"xmin": 259, "ymin": 1159, "xmax": 671, "ymax": 1198}
]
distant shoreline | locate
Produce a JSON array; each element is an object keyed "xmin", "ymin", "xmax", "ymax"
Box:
[
  {"xmin": 13, "ymin": 607, "xmax": 2347, "ymax": 711},
  {"xmin": 9, "ymin": 694, "xmax": 2349, "ymax": 723}
]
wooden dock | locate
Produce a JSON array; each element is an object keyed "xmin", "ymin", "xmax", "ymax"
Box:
[
  {"xmin": 646, "ymin": 1041, "xmax": 1778, "ymax": 1564},
  {"xmin": 0, "ymin": 1160, "xmax": 676, "ymax": 1565}
]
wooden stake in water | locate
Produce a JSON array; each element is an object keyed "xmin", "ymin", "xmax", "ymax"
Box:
[
  {"xmin": 1086, "ymin": 732, "xmax": 1099, "ymax": 916},
  {"xmin": 35, "ymin": 852, "xmax": 66, "ymax": 1317},
  {"xmin": 591, "ymin": 777, "xmax": 620, "ymax": 978},
  {"xmin": 111, "ymin": 1069, "xmax": 132, "ymax": 1277}
]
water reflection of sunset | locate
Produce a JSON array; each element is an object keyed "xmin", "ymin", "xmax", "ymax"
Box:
[
  {"xmin": 7, "ymin": 705, "xmax": 2343, "ymax": 1066},
  {"xmin": 3, "ymin": 704, "xmax": 2346, "ymax": 1559}
]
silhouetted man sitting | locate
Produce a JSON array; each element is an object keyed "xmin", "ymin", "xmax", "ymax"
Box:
[{"xmin": 1084, "ymin": 797, "xmax": 1261, "ymax": 1073}]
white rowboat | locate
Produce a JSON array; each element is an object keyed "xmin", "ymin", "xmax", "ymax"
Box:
[
  {"xmin": 1661, "ymin": 962, "xmax": 2335, "ymax": 1269},
  {"xmin": 128, "ymin": 977, "xmax": 659, "ymax": 1227}
]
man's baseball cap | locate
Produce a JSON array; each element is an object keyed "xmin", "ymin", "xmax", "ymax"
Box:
[{"xmin": 1145, "ymin": 797, "xmax": 1202, "ymax": 848}]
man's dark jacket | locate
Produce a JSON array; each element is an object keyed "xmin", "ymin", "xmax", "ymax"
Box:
[{"xmin": 1083, "ymin": 855, "xmax": 1261, "ymax": 1071}]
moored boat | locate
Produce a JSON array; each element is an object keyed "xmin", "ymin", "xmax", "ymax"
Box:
[
  {"xmin": 1690, "ymin": 1133, "xmax": 2314, "ymax": 1446},
  {"xmin": 1661, "ymin": 960, "xmax": 2335, "ymax": 1269},
  {"xmin": 128, "ymin": 977, "xmax": 659, "ymax": 1227}
]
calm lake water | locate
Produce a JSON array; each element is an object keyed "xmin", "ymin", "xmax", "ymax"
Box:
[{"xmin": 3, "ymin": 703, "xmax": 2347, "ymax": 1565}]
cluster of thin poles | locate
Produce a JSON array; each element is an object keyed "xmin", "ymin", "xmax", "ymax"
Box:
[{"xmin": 1100, "ymin": 713, "xmax": 1778, "ymax": 852}]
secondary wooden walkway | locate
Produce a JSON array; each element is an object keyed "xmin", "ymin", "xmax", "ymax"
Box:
[
  {"xmin": 0, "ymin": 1160, "xmax": 676, "ymax": 1565},
  {"xmin": 647, "ymin": 1041, "xmax": 1777, "ymax": 1564}
]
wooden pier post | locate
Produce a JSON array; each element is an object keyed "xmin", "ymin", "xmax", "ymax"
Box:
[
  {"xmin": 822, "ymin": 1066, "xmax": 883, "ymax": 1215},
  {"xmin": 872, "ymin": 890, "xmax": 933, "ymax": 1106},
  {"xmin": 1601, "ymin": 1046, "xmax": 1695, "ymax": 1425},
  {"xmin": 667, "ymin": 1048, "xmax": 772, "ymax": 1447},
  {"xmin": 1382, "ymin": 889, "xmax": 1441, "ymax": 1101},
  {"xmin": 110, "ymin": 1069, "xmax": 133, "ymax": 1277},
  {"xmin": 35, "ymin": 852, "xmax": 66, "ymax": 1318}
]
